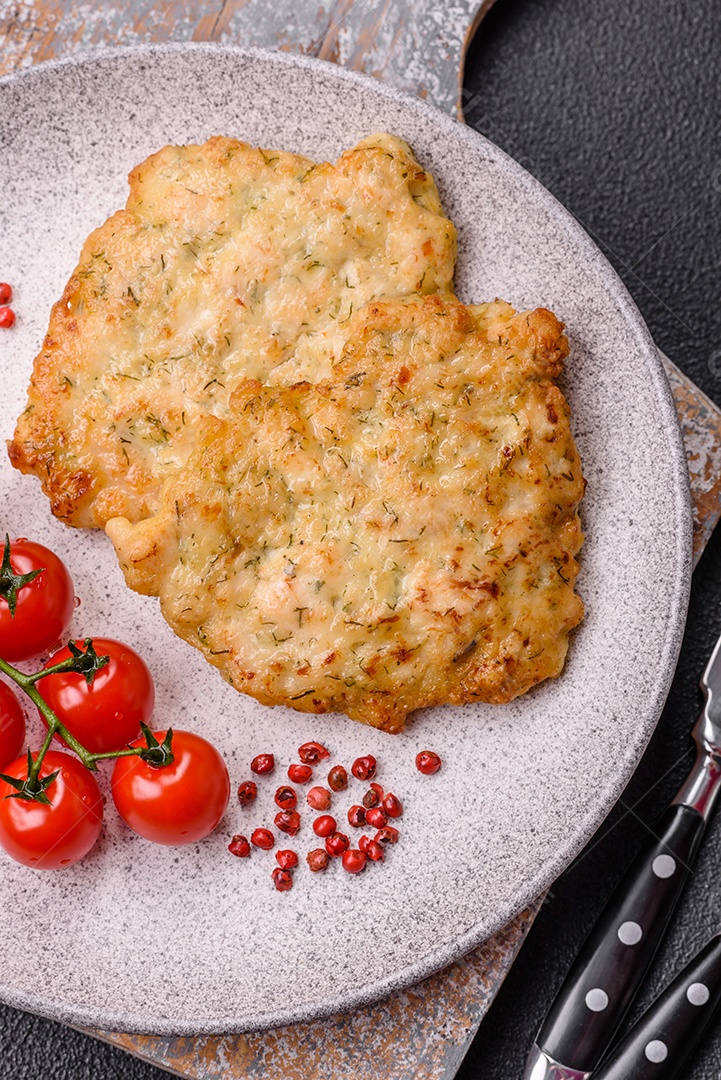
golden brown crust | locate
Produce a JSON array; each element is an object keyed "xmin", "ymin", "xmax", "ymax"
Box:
[
  {"xmin": 107, "ymin": 295, "xmax": 584, "ymax": 733},
  {"xmin": 9, "ymin": 134, "xmax": 456, "ymax": 528}
]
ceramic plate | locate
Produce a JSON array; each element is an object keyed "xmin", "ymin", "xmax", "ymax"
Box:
[{"xmin": 0, "ymin": 44, "xmax": 691, "ymax": 1034}]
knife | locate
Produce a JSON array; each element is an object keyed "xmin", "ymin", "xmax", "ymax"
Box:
[
  {"xmin": 592, "ymin": 933, "xmax": 721, "ymax": 1079},
  {"xmin": 523, "ymin": 631, "xmax": 721, "ymax": 1080}
]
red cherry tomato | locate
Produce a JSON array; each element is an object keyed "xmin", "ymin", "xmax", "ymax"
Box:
[
  {"xmin": 111, "ymin": 729, "xmax": 230, "ymax": 846},
  {"xmin": 0, "ymin": 307, "xmax": 15, "ymax": 329},
  {"xmin": 0, "ymin": 682, "xmax": 25, "ymax": 769},
  {"xmin": 38, "ymin": 638, "xmax": 154, "ymax": 755},
  {"xmin": 0, "ymin": 539, "xmax": 74, "ymax": 661},
  {"xmin": 0, "ymin": 751, "xmax": 103, "ymax": 869}
]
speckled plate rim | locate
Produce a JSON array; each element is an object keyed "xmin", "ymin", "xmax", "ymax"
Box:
[{"xmin": 0, "ymin": 41, "xmax": 692, "ymax": 1035}]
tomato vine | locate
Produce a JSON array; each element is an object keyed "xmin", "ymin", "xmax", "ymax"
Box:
[{"xmin": 0, "ymin": 640, "xmax": 174, "ymax": 801}]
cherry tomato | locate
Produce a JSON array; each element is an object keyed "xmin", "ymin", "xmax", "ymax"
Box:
[
  {"xmin": 0, "ymin": 751, "xmax": 103, "ymax": 869},
  {"xmin": 0, "ymin": 539, "xmax": 74, "ymax": 661},
  {"xmin": 0, "ymin": 307, "xmax": 15, "ymax": 329},
  {"xmin": 0, "ymin": 682, "xmax": 25, "ymax": 769},
  {"xmin": 38, "ymin": 638, "xmax": 154, "ymax": 755},
  {"xmin": 111, "ymin": 729, "xmax": 230, "ymax": 846}
]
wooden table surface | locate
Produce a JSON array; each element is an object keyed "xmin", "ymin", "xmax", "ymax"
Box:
[{"xmin": 2, "ymin": 3, "xmax": 721, "ymax": 1079}]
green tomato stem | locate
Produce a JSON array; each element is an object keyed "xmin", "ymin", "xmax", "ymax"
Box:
[
  {"xmin": 28, "ymin": 723, "xmax": 56, "ymax": 788},
  {"xmin": 0, "ymin": 653, "xmax": 147, "ymax": 788},
  {"xmin": 25, "ymin": 654, "xmax": 97, "ymax": 684},
  {"xmin": 89, "ymin": 748, "xmax": 142, "ymax": 762}
]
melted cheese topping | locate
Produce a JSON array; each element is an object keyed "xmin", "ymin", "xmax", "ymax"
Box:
[
  {"xmin": 10, "ymin": 134, "xmax": 456, "ymax": 527},
  {"xmin": 107, "ymin": 295, "xmax": 585, "ymax": 733}
]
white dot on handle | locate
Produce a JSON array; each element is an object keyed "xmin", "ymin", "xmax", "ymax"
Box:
[
  {"xmin": 645, "ymin": 1040, "xmax": 668, "ymax": 1063},
  {"xmin": 585, "ymin": 988, "xmax": 609, "ymax": 1012},
  {"xmin": 687, "ymin": 982, "xmax": 710, "ymax": 1006},
  {"xmin": 652, "ymin": 854, "xmax": 676, "ymax": 879},
  {"xmin": 618, "ymin": 921, "xmax": 643, "ymax": 945}
]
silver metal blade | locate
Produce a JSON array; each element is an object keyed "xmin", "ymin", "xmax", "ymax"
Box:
[
  {"xmin": 671, "ymin": 629, "xmax": 721, "ymax": 817},
  {"xmin": 522, "ymin": 1045, "xmax": 591, "ymax": 1079},
  {"xmin": 701, "ymin": 631, "xmax": 721, "ymax": 731}
]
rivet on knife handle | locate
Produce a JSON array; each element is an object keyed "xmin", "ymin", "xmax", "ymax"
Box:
[
  {"xmin": 534, "ymin": 802, "xmax": 706, "ymax": 1074},
  {"xmin": 593, "ymin": 933, "xmax": 721, "ymax": 1080}
]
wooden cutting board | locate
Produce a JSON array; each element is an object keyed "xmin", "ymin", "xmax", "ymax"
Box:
[{"xmin": 2, "ymin": 3, "xmax": 721, "ymax": 1077}]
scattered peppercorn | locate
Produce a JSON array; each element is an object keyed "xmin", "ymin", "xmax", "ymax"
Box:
[
  {"xmin": 365, "ymin": 840, "xmax": 385, "ymax": 862},
  {"xmin": 327, "ymin": 764, "xmax": 348, "ymax": 791},
  {"xmin": 416, "ymin": 750, "xmax": 441, "ymax": 775},
  {"xmin": 307, "ymin": 786, "xmax": 332, "ymax": 811},
  {"xmin": 251, "ymin": 827, "xmax": 275, "ymax": 850},
  {"xmin": 288, "ymin": 762, "xmax": 313, "ymax": 784},
  {"xmin": 275, "ymin": 809, "xmax": 301, "ymax": 836},
  {"xmin": 347, "ymin": 804, "xmax": 366, "ymax": 828},
  {"xmin": 325, "ymin": 832, "xmax": 350, "ymax": 857},
  {"xmin": 351, "ymin": 755, "xmax": 377, "ymax": 781},
  {"xmin": 313, "ymin": 814, "xmax": 337, "ymax": 838},
  {"xmin": 374, "ymin": 826, "xmax": 399, "ymax": 845},
  {"xmin": 365, "ymin": 806, "xmax": 388, "ymax": 829},
  {"xmin": 306, "ymin": 848, "xmax": 329, "ymax": 872},
  {"xmin": 298, "ymin": 741, "xmax": 330, "ymax": 765},
  {"xmin": 251, "ymin": 753, "xmax": 275, "ymax": 775},
  {"xmin": 236, "ymin": 747, "xmax": 418, "ymax": 889},
  {"xmin": 341, "ymin": 849, "xmax": 366, "ymax": 874},
  {"xmin": 274, "ymin": 785, "xmax": 297, "ymax": 810},
  {"xmin": 272, "ymin": 867, "xmax": 293, "ymax": 892},
  {"xmin": 383, "ymin": 793, "xmax": 403, "ymax": 818},
  {"xmin": 228, "ymin": 834, "xmax": 251, "ymax": 857},
  {"xmin": 237, "ymin": 780, "xmax": 258, "ymax": 807}
]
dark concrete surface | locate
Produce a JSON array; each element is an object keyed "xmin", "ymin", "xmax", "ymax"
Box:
[
  {"xmin": 1, "ymin": 0, "xmax": 721, "ymax": 1076},
  {"xmin": 459, "ymin": 0, "xmax": 721, "ymax": 1077}
]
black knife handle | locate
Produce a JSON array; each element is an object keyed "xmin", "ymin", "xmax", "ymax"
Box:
[
  {"xmin": 537, "ymin": 803, "xmax": 706, "ymax": 1073},
  {"xmin": 593, "ymin": 934, "xmax": 721, "ymax": 1080}
]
